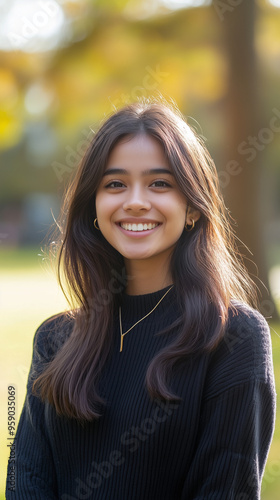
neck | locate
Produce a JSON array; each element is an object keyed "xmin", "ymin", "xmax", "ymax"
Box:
[{"xmin": 124, "ymin": 254, "xmax": 173, "ymax": 295}]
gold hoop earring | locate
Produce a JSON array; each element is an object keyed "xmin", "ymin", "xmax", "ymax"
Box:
[
  {"xmin": 185, "ymin": 218, "xmax": 195, "ymax": 231},
  {"xmin": 94, "ymin": 218, "xmax": 100, "ymax": 230}
]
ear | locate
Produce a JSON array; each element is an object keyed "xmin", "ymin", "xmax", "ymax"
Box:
[{"xmin": 186, "ymin": 206, "xmax": 201, "ymax": 225}]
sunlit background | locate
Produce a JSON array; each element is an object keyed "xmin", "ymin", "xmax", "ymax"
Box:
[{"xmin": 1, "ymin": 0, "xmax": 280, "ymax": 498}]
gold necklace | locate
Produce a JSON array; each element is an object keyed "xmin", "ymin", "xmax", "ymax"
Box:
[{"xmin": 119, "ymin": 285, "xmax": 174, "ymax": 353}]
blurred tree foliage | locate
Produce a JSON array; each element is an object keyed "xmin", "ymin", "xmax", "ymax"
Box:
[
  {"xmin": 0, "ymin": 0, "xmax": 279, "ymax": 312},
  {"xmin": 1, "ymin": 1, "xmax": 280, "ymax": 187},
  {"xmin": 0, "ymin": 0, "xmax": 228, "ymax": 200}
]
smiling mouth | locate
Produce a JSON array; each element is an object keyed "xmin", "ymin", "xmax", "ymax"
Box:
[{"xmin": 119, "ymin": 222, "xmax": 160, "ymax": 232}]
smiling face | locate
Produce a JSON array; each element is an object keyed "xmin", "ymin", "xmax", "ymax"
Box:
[{"xmin": 95, "ymin": 134, "xmax": 196, "ymax": 272}]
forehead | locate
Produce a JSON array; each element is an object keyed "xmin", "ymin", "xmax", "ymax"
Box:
[{"xmin": 105, "ymin": 134, "xmax": 171, "ymax": 171}]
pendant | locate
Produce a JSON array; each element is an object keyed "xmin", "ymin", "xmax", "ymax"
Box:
[{"xmin": 120, "ymin": 334, "xmax": 124, "ymax": 352}]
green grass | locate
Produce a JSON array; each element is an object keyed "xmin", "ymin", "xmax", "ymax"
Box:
[
  {"xmin": 0, "ymin": 246, "xmax": 47, "ymax": 270},
  {"xmin": 1, "ymin": 247, "xmax": 280, "ymax": 499},
  {"xmin": 263, "ymin": 322, "xmax": 280, "ymax": 499}
]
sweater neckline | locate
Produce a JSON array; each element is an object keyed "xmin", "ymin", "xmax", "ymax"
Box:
[{"xmin": 120, "ymin": 285, "xmax": 176, "ymax": 324}]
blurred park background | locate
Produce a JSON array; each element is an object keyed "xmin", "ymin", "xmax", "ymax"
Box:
[{"xmin": 1, "ymin": 0, "xmax": 280, "ymax": 498}]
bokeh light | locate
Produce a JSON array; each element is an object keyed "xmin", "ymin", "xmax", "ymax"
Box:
[{"xmin": 0, "ymin": 0, "xmax": 65, "ymax": 52}]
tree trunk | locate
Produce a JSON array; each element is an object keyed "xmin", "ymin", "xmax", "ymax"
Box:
[{"xmin": 221, "ymin": 0, "xmax": 278, "ymax": 319}]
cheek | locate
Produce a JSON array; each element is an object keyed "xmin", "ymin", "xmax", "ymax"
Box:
[
  {"xmin": 170, "ymin": 208, "xmax": 187, "ymax": 236},
  {"xmin": 167, "ymin": 196, "xmax": 187, "ymax": 222},
  {"xmin": 95, "ymin": 193, "xmax": 111, "ymax": 219}
]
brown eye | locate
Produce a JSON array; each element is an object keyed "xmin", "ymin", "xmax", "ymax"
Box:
[
  {"xmin": 105, "ymin": 181, "xmax": 125, "ymax": 188},
  {"xmin": 151, "ymin": 180, "xmax": 171, "ymax": 188}
]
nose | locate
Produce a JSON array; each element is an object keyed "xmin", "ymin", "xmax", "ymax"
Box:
[{"xmin": 122, "ymin": 186, "xmax": 151, "ymax": 212}]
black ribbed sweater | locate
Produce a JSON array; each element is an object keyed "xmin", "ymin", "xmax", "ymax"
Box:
[{"xmin": 6, "ymin": 286, "xmax": 276, "ymax": 499}]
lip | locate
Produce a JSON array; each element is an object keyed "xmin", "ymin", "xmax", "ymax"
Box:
[
  {"xmin": 116, "ymin": 219, "xmax": 161, "ymax": 224},
  {"xmin": 116, "ymin": 221, "xmax": 161, "ymax": 238}
]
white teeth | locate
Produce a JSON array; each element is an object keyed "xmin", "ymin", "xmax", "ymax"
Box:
[{"xmin": 120, "ymin": 222, "xmax": 159, "ymax": 232}]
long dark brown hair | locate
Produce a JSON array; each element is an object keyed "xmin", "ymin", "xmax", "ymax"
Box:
[{"xmin": 33, "ymin": 99, "xmax": 257, "ymax": 421}]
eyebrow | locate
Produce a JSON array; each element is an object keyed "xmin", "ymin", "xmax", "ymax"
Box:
[{"xmin": 102, "ymin": 168, "xmax": 174, "ymax": 177}]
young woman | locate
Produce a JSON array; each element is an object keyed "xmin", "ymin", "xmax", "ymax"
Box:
[{"xmin": 7, "ymin": 101, "xmax": 276, "ymax": 499}]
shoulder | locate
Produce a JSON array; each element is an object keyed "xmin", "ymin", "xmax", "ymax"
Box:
[
  {"xmin": 33, "ymin": 311, "xmax": 75, "ymax": 362},
  {"xmin": 225, "ymin": 302, "xmax": 272, "ymax": 372},
  {"xmin": 205, "ymin": 303, "xmax": 275, "ymax": 398}
]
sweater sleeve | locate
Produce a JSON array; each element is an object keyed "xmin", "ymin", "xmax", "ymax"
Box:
[
  {"xmin": 6, "ymin": 314, "xmax": 70, "ymax": 500},
  {"xmin": 180, "ymin": 307, "xmax": 276, "ymax": 500}
]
